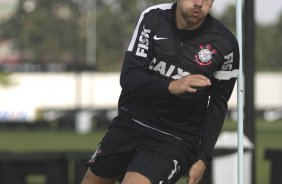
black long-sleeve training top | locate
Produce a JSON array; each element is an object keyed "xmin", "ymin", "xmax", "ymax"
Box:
[{"xmin": 111, "ymin": 3, "xmax": 239, "ymax": 165}]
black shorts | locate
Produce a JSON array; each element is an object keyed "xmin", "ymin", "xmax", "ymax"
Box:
[{"xmin": 87, "ymin": 126, "xmax": 193, "ymax": 184}]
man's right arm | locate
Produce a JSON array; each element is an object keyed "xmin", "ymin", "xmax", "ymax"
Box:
[{"xmin": 120, "ymin": 7, "xmax": 173, "ymax": 98}]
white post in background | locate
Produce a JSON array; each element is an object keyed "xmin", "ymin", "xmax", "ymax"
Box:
[
  {"xmin": 236, "ymin": 0, "xmax": 244, "ymax": 184},
  {"xmin": 86, "ymin": 0, "xmax": 96, "ymax": 66},
  {"xmin": 86, "ymin": 0, "xmax": 96, "ymax": 106},
  {"xmin": 74, "ymin": 0, "xmax": 97, "ymax": 134}
]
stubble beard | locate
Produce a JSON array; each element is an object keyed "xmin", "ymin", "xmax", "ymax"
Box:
[{"xmin": 181, "ymin": 11, "xmax": 205, "ymax": 29}]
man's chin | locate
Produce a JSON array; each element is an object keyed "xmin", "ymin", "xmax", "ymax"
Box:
[{"xmin": 185, "ymin": 18, "xmax": 203, "ymax": 27}]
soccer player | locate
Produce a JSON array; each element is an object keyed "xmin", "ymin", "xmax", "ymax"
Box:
[{"xmin": 81, "ymin": 0, "xmax": 239, "ymax": 184}]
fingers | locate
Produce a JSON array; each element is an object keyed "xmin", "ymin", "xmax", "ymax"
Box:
[
  {"xmin": 188, "ymin": 174, "xmax": 200, "ymax": 184},
  {"xmin": 187, "ymin": 160, "xmax": 206, "ymax": 184},
  {"xmin": 168, "ymin": 74, "xmax": 211, "ymax": 95},
  {"xmin": 185, "ymin": 74, "xmax": 211, "ymax": 87},
  {"xmin": 188, "ymin": 171, "xmax": 201, "ymax": 184},
  {"xmin": 186, "ymin": 86, "xmax": 197, "ymax": 93}
]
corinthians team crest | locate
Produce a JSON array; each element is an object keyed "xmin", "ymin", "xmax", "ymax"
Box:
[{"xmin": 195, "ymin": 44, "xmax": 217, "ymax": 66}]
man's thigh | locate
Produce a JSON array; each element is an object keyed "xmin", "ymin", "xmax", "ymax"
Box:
[
  {"xmin": 122, "ymin": 172, "xmax": 151, "ymax": 184},
  {"xmin": 81, "ymin": 168, "xmax": 118, "ymax": 184},
  {"xmin": 87, "ymin": 127, "xmax": 141, "ymax": 178},
  {"xmin": 126, "ymin": 149, "xmax": 184, "ymax": 184},
  {"xmin": 88, "ymin": 151, "xmax": 135, "ymax": 179}
]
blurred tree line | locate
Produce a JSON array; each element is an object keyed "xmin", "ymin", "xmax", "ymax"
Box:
[{"xmin": 0, "ymin": 0, "xmax": 281, "ymax": 72}]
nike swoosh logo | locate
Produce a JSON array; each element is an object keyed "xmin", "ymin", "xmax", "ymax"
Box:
[{"xmin": 154, "ymin": 35, "xmax": 168, "ymax": 40}]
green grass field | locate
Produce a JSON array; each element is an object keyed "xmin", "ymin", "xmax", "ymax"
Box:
[
  {"xmin": 222, "ymin": 119, "xmax": 282, "ymax": 184},
  {"xmin": 0, "ymin": 119, "xmax": 281, "ymax": 184}
]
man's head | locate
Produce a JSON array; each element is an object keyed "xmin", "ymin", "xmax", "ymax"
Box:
[{"xmin": 176, "ymin": 0, "xmax": 214, "ymax": 30}]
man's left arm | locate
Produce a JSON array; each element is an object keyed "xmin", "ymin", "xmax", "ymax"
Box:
[
  {"xmin": 188, "ymin": 43, "xmax": 239, "ymax": 184},
  {"xmin": 199, "ymin": 42, "xmax": 240, "ymax": 167}
]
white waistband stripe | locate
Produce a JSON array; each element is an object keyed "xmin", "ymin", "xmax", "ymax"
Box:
[{"xmin": 132, "ymin": 119, "xmax": 183, "ymax": 140}]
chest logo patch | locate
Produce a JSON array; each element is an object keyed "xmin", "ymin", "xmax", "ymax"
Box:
[{"xmin": 195, "ymin": 44, "xmax": 217, "ymax": 66}]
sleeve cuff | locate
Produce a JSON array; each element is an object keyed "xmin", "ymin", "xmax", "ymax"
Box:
[{"xmin": 199, "ymin": 151, "xmax": 211, "ymax": 167}]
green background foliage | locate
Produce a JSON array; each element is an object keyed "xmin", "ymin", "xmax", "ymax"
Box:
[{"xmin": 0, "ymin": 0, "xmax": 282, "ymax": 71}]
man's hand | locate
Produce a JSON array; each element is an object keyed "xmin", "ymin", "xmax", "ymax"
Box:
[
  {"xmin": 187, "ymin": 160, "xmax": 206, "ymax": 184},
  {"xmin": 168, "ymin": 74, "xmax": 211, "ymax": 95}
]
